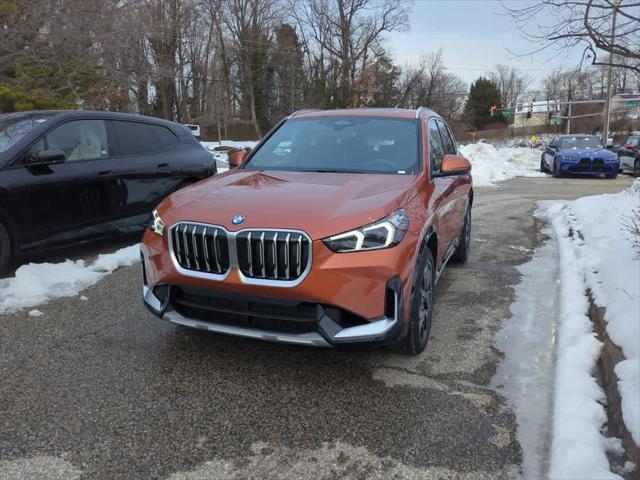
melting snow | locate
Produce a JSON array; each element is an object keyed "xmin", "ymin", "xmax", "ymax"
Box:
[{"xmin": 0, "ymin": 244, "xmax": 140, "ymax": 314}]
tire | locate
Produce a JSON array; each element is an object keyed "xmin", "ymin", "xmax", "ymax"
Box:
[
  {"xmin": 451, "ymin": 206, "xmax": 471, "ymax": 263},
  {"xmin": 605, "ymin": 172, "xmax": 618, "ymax": 179},
  {"xmin": 397, "ymin": 248, "xmax": 435, "ymax": 356},
  {"xmin": 635, "ymin": 159, "xmax": 640, "ymax": 178},
  {"xmin": 540, "ymin": 157, "xmax": 546, "ymax": 173},
  {"xmin": 552, "ymin": 158, "xmax": 562, "ymax": 178},
  {"xmin": 0, "ymin": 220, "xmax": 11, "ymax": 273}
]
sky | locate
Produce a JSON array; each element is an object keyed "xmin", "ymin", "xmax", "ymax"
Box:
[{"xmin": 386, "ymin": 0, "xmax": 585, "ymax": 89}]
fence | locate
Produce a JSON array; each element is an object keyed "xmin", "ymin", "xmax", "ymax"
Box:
[{"xmin": 455, "ymin": 124, "xmax": 562, "ymax": 143}]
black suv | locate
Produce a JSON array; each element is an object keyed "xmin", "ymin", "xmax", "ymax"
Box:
[{"xmin": 0, "ymin": 110, "xmax": 216, "ymax": 271}]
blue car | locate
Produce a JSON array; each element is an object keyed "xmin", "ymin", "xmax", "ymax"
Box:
[{"xmin": 541, "ymin": 135, "xmax": 619, "ymax": 178}]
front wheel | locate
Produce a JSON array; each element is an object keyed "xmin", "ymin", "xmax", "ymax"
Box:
[
  {"xmin": 0, "ymin": 220, "xmax": 11, "ymax": 273},
  {"xmin": 451, "ymin": 206, "xmax": 471, "ymax": 263},
  {"xmin": 552, "ymin": 159, "xmax": 562, "ymax": 178},
  {"xmin": 397, "ymin": 248, "xmax": 435, "ymax": 356},
  {"xmin": 540, "ymin": 157, "xmax": 546, "ymax": 173}
]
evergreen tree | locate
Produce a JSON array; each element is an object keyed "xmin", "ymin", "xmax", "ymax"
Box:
[{"xmin": 464, "ymin": 77, "xmax": 505, "ymax": 129}]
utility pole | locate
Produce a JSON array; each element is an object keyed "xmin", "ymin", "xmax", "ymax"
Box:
[
  {"xmin": 566, "ymin": 100, "xmax": 572, "ymax": 134},
  {"xmin": 603, "ymin": 0, "xmax": 620, "ymax": 144}
]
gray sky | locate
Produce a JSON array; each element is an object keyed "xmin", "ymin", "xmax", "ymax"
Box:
[{"xmin": 386, "ymin": 0, "xmax": 585, "ymax": 88}]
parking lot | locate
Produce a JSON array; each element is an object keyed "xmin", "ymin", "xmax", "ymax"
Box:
[{"xmin": 0, "ymin": 175, "xmax": 633, "ymax": 479}]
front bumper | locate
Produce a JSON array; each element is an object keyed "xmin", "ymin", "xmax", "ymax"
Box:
[
  {"xmin": 141, "ymin": 228, "xmax": 416, "ymax": 347},
  {"xmin": 142, "ymin": 278, "xmax": 403, "ymax": 347},
  {"xmin": 560, "ymin": 159, "xmax": 619, "ymax": 175}
]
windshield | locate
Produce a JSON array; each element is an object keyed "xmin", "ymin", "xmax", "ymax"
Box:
[
  {"xmin": 0, "ymin": 114, "xmax": 54, "ymax": 153},
  {"xmin": 557, "ymin": 136, "xmax": 603, "ymax": 150},
  {"xmin": 244, "ymin": 117, "xmax": 420, "ymax": 174},
  {"xmin": 628, "ymin": 137, "xmax": 640, "ymax": 146}
]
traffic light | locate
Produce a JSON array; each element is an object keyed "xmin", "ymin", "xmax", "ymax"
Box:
[
  {"xmin": 527, "ymin": 101, "xmax": 533, "ymax": 119},
  {"xmin": 489, "ymin": 105, "xmax": 497, "ymax": 117}
]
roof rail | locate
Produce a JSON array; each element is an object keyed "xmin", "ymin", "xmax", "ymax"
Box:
[
  {"xmin": 415, "ymin": 106, "xmax": 428, "ymax": 119},
  {"xmin": 290, "ymin": 109, "xmax": 323, "ymax": 117}
]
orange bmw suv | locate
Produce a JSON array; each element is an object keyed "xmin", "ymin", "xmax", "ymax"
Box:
[{"xmin": 141, "ymin": 108, "xmax": 472, "ymax": 355}]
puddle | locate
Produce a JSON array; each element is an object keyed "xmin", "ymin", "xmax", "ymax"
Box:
[{"xmin": 491, "ymin": 226, "xmax": 559, "ymax": 479}]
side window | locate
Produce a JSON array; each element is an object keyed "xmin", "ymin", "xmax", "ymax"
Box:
[
  {"xmin": 436, "ymin": 121, "xmax": 456, "ymax": 155},
  {"xmin": 34, "ymin": 120, "xmax": 109, "ymax": 162},
  {"xmin": 428, "ymin": 119, "xmax": 445, "ymax": 173},
  {"xmin": 113, "ymin": 121, "xmax": 178, "ymax": 155}
]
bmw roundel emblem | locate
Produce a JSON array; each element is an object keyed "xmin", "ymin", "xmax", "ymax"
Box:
[{"xmin": 232, "ymin": 215, "xmax": 245, "ymax": 225}]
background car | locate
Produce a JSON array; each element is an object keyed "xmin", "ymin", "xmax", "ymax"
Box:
[
  {"xmin": 617, "ymin": 136, "xmax": 640, "ymax": 176},
  {"xmin": 0, "ymin": 110, "xmax": 216, "ymax": 271},
  {"xmin": 540, "ymin": 134, "xmax": 619, "ymax": 178}
]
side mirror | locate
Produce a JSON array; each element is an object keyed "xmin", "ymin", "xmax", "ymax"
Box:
[
  {"xmin": 28, "ymin": 149, "xmax": 66, "ymax": 165},
  {"xmin": 437, "ymin": 154, "xmax": 472, "ymax": 177},
  {"xmin": 228, "ymin": 148, "xmax": 250, "ymax": 168}
]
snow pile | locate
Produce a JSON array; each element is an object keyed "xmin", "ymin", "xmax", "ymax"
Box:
[
  {"xmin": 544, "ymin": 180, "xmax": 640, "ymax": 478},
  {"xmin": 201, "ymin": 140, "xmax": 258, "ymax": 165},
  {"xmin": 498, "ymin": 134, "xmax": 554, "ymax": 149},
  {"xmin": 0, "ymin": 244, "xmax": 139, "ymax": 314},
  {"xmin": 459, "ymin": 142, "xmax": 545, "ymax": 187}
]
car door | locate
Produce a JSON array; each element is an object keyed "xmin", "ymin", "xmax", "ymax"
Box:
[
  {"xmin": 1, "ymin": 119, "xmax": 121, "ymax": 249},
  {"xmin": 109, "ymin": 120, "xmax": 185, "ymax": 223},
  {"xmin": 427, "ymin": 118, "xmax": 458, "ymax": 264},
  {"xmin": 436, "ymin": 120, "xmax": 468, "ymax": 237}
]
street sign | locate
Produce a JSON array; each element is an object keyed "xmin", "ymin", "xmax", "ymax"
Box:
[
  {"xmin": 550, "ymin": 116, "xmax": 562, "ymax": 125},
  {"xmin": 501, "ymin": 108, "xmax": 513, "ymax": 117},
  {"xmin": 624, "ymin": 101, "xmax": 636, "ymax": 110},
  {"xmin": 530, "ymin": 135, "xmax": 538, "ymax": 143}
]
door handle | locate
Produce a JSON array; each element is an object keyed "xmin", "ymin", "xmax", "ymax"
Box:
[
  {"xmin": 98, "ymin": 170, "xmax": 112, "ymax": 175},
  {"xmin": 157, "ymin": 163, "xmax": 168, "ymax": 168}
]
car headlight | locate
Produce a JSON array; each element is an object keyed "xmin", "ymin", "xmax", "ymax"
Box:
[
  {"xmin": 323, "ymin": 210, "xmax": 409, "ymax": 253},
  {"xmin": 150, "ymin": 209, "xmax": 165, "ymax": 236}
]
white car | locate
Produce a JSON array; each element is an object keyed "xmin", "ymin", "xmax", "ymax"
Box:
[
  {"xmin": 617, "ymin": 136, "xmax": 639, "ymax": 175},
  {"xmin": 184, "ymin": 124, "xmax": 201, "ymax": 140}
]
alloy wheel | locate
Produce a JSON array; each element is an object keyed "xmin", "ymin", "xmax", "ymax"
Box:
[{"xmin": 418, "ymin": 261, "xmax": 434, "ymax": 343}]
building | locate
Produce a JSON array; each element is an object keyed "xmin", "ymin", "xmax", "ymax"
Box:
[
  {"xmin": 612, "ymin": 93, "xmax": 640, "ymax": 120},
  {"xmin": 512, "ymin": 100, "xmax": 561, "ymax": 128}
]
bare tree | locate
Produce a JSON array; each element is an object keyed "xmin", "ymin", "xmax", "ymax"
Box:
[
  {"xmin": 504, "ymin": 0, "xmax": 640, "ymax": 73},
  {"xmin": 293, "ymin": 0, "xmax": 410, "ymax": 107},
  {"xmin": 397, "ymin": 51, "xmax": 467, "ymax": 121},
  {"xmin": 489, "ymin": 64, "xmax": 530, "ymax": 108}
]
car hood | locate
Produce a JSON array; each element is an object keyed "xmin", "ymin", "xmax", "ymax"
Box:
[
  {"xmin": 158, "ymin": 169, "xmax": 419, "ymax": 240},
  {"xmin": 558, "ymin": 148, "xmax": 616, "ymax": 159}
]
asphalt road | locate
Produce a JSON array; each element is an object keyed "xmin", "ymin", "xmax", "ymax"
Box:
[{"xmin": 0, "ymin": 175, "xmax": 633, "ymax": 479}]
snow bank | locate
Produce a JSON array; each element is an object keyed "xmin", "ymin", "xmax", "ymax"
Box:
[
  {"xmin": 544, "ymin": 201, "xmax": 619, "ymax": 479},
  {"xmin": 0, "ymin": 244, "xmax": 139, "ymax": 314},
  {"xmin": 543, "ymin": 180, "xmax": 640, "ymax": 478},
  {"xmin": 555, "ymin": 181, "xmax": 640, "ymax": 446},
  {"xmin": 460, "ymin": 142, "xmax": 545, "ymax": 187}
]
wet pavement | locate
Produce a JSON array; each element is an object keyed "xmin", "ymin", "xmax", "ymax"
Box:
[{"xmin": 0, "ymin": 175, "xmax": 633, "ymax": 479}]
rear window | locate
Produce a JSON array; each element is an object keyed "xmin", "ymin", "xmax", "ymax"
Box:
[
  {"xmin": 245, "ymin": 117, "xmax": 420, "ymax": 174},
  {"xmin": 112, "ymin": 121, "xmax": 178, "ymax": 155}
]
